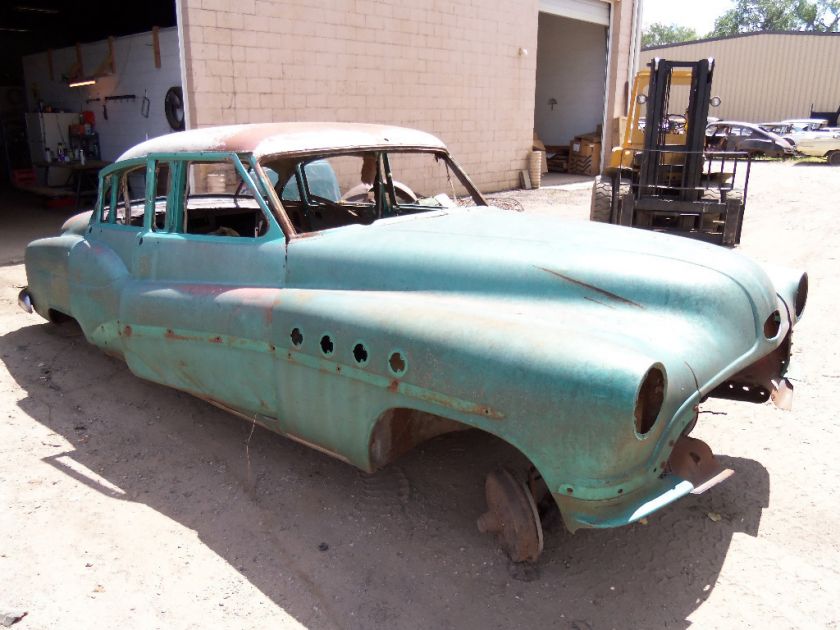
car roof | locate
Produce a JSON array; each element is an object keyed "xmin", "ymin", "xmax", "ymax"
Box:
[
  {"xmin": 117, "ymin": 122, "xmax": 448, "ymax": 162},
  {"xmin": 707, "ymin": 121, "xmax": 761, "ymax": 129},
  {"xmin": 781, "ymin": 118, "xmax": 828, "ymax": 124}
]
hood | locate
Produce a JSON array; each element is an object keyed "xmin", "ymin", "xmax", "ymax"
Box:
[
  {"xmin": 288, "ymin": 206, "xmax": 777, "ymax": 307},
  {"xmin": 285, "ymin": 208, "xmax": 785, "ymax": 386}
]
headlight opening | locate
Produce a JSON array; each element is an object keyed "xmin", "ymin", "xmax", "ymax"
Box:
[{"xmin": 635, "ymin": 366, "xmax": 666, "ymax": 436}]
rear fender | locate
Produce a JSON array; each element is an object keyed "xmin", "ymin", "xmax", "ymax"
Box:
[
  {"xmin": 24, "ymin": 234, "xmax": 83, "ymax": 319},
  {"xmin": 67, "ymin": 239, "xmax": 130, "ymax": 353}
]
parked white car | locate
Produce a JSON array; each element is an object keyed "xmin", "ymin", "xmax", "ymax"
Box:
[
  {"xmin": 760, "ymin": 120, "xmax": 839, "ymax": 147},
  {"xmin": 782, "ymin": 118, "xmax": 830, "ymax": 132},
  {"xmin": 794, "ymin": 134, "xmax": 840, "ymax": 165}
]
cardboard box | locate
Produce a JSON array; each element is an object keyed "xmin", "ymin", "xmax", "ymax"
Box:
[{"xmin": 568, "ymin": 134, "xmax": 601, "ymax": 175}]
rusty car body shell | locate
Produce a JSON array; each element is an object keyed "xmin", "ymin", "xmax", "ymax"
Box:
[
  {"xmin": 705, "ymin": 121, "xmax": 796, "ymax": 159},
  {"xmin": 21, "ymin": 123, "xmax": 807, "ymax": 534}
]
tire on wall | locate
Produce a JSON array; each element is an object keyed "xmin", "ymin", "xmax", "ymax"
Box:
[
  {"xmin": 590, "ymin": 175, "xmax": 631, "ymax": 223},
  {"xmin": 164, "ymin": 86, "xmax": 185, "ymax": 131}
]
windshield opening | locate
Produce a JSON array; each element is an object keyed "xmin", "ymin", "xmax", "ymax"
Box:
[{"xmin": 259, "ymin": 149, "xmax": 484, "ymax": 235}]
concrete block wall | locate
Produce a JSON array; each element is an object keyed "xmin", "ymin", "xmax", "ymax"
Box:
[
  {"xmin": 179, "ymin": 0, "xmax": 539, "ymax": 192},
  {"xmin": 604, "ymin": 0, "xmax": 637, "ymax": 149},
  {"xmin": 22, "ymin": 28, "xmax": 182, "ymax": 161}
]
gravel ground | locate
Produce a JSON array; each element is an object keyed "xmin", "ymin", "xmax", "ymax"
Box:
[{"xmin": 1, "ymin": 160, "xmax": 838, "ymax": 629}]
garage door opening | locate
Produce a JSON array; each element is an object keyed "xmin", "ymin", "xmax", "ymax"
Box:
[
  {"xmin": 1, "ymin": 2, "xmax": 183, "ymax": 179},
  {"xmin": 0, "ymin": 0, "xmax": 183, "ymax": 263},
  {"xmin": 534, "ymin": 7, "xmax": 609, "ymax": 182}
]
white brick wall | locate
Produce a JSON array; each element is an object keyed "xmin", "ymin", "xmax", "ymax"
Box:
[
  {"xmin": 180, "ymin": 0, "xmax": 540, "ymax": 192},
  {"xmin": 22, "ymin": 28, "xmax": 182, "ymax": 161}
]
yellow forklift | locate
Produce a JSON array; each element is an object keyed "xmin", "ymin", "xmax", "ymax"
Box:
[{"xmin": 591, "ymin": 58, "xmax": 750, "ymax": 246}]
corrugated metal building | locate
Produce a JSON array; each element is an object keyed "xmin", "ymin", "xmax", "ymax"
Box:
[{"xmin": 641, "ymin": 32, "xmax": 840, "ymax": 124}]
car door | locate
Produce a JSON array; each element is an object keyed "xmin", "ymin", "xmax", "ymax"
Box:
[
  {"xmin": 118, "ymin": 154, "xmax": 289, "ymax": 418},
  {"xmin": 67, "ymin": 159, "xmax": 150, "ymax": 352},
  {"xmin": 741, "ymin": 128, "xmax": 772, "ymax": 156}
]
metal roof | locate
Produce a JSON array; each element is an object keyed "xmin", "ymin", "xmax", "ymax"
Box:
[
  {"xmin": 118, "ymin": 122, "xmax": 448, "ymax": 162},
  {"xmin": 642, "ymin": 29, "xmax": 840, "ymax": 53}
]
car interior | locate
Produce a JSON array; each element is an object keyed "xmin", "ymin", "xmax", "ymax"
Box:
[{"xmin": 100, "ymin": 151, "xmax": 481, "ymax": 238}]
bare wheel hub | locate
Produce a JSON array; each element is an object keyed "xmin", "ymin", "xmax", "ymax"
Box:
[{"xmin": 477, "ymin": 468, "xmax": 544, "ymax": 563}]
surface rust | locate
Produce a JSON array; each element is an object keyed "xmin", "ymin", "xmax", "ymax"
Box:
[{"xmin": 536, "ymin": 266, "xmax": 643, "ymax": 309}]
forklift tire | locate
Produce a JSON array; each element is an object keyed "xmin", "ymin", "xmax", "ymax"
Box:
[
  {"xmin": 701, "ymin": 188, "xmax": 744, "ymax": 204},
  {"xmin": 702, "ymin": 188, "xmax": 745, "ymax": 246},
  {"xmin": 590, "ymin": 176, "xmax": 631, "ymax": 223},
  {"xmin": 724, "ymin": 188, "xmax": 744, "ymax": 205}
]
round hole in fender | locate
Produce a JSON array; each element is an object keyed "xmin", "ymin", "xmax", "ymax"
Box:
[
  {"xmin": 353, "ymin": 342, "xmax": 368, "ymax": 365},
  {"xmin": 290, "ymin": 327, "xmax": 303, "ymax": 347},
  {"xmin": 388, "ymin": 350, "xmax": 407, "ymax": 376},
  {"xmin": 635, "ymin": 366, "xmax": 666, "ymax": 437},
  {"xmin": 320, "ymin": 334, "xmax": 334, "ymax": 356}
]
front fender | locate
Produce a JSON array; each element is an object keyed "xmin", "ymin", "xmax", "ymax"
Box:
[{"xmin": 268, "ymin": 289, "xmax": 695, "ymax": 503}]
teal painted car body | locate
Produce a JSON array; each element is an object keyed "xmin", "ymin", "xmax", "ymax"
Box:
[{"xmin": 21, "ymin": 123, "xmax": 807, "ymax": 535}]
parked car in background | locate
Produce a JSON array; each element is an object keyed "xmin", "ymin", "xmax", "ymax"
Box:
[
  {"xmin": 794, "ymin": 134, "xmax": 840, "ymax": 165},
  {"xmin": 19, "ymin": 122, "xmax": 808, "ymax": 562},
  {"xmin": 706, "ymin": 121, "xmax": 795, "ymax": 158},
  {"xmin": 759, "ymin": 122, "xmax": 791, "ymax": 136},
  {"xmin": 760, "ymin": 120, "xmax": 840, "ymax": 147},
  {"xmin": 782, "ymin": 118, "xmax": 829, "ymax": 133}
]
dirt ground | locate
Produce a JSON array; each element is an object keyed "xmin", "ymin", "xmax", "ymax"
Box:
[{"xmin": 1, "ymin": 161, "xmax": 838, "ymax": 629}]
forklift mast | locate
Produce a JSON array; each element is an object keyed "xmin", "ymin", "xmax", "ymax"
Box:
[
  {"xmin": 639, "ymin": 58, "xmax": 715, "ymax": 201},
  {"xmin": 591, "ymin": 56, "xmax": 749, "ymax": 247}
]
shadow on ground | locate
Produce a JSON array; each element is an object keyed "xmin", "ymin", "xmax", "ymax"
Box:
[
  {"xmin": 1, "ymin": 321, "xmax": 770, "ymax": 629},
  {"xmin": 792, "ymin": 160, "xmax": 836, "ymax": 167},
  {"xmin": 0, "ymin": 185, "xmax": 83, "ymax": 266}
]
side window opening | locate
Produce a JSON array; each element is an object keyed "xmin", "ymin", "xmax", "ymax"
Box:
[
  {"xmin": 177, "ymin": 159, "xmax": 271, "ymax": 238},
  {"xmin": 111, "ymin": 165, "xmax": 147, "ymax": 228},
  {"xmin": 152, "ymin": 162, "xmax": 172, "ymax": 231},
  {"xmin": 99, "ymin": 173, "xmax": 114, "ymax": 222}
]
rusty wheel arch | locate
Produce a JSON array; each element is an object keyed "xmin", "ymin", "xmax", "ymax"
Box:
[
  {"xmin": 367, "ymin": 407, "xmax": 471, "ymax": 471},
  {"xmin": 47, "ymin": 308, "xmax": 76, "ymax": 325},
  {"xmin": 366, "ymin": 407, "xmax": 547, "ymax": 483}
]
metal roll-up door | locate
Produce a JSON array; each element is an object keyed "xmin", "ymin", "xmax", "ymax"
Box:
[{"xmin": 539, "ymin": 0, "xmax": 609, "ymax": 26}]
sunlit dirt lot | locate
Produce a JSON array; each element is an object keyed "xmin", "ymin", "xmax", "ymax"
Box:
[{"xmin": 1, "ymin": 160, "xmax": 838, "ymax": 629}]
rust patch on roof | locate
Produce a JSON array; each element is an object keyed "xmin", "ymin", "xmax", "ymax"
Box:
[{"xmin": 117, "ymin": 122, "xmax": 447, "ymax": 162}]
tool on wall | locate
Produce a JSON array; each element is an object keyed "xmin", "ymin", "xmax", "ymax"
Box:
[
  {"xmin": 99, "ymin": 94, "xmax": 136, "ymax": 121},
  {"xmin": 141, "ymin": 89, "xmax": 150, "ymax": 118}
]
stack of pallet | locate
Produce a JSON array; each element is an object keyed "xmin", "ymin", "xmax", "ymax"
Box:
[{"xmin": 545, "ymin": 146, "xmax": 569, "ymax": 173}]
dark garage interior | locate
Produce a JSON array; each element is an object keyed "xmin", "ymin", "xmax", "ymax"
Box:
[{"xmin": 0, "ymin": 0, "xmax": 176, "ymax": 262}]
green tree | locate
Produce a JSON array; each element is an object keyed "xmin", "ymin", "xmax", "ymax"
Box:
[
  {"xmin": 711, "ymin": 0, "xmax": 840, "ymax": 36},
  {"xmin": 796, "ymin": 0, "xmax": 840, "ymax": 30},
  {"xmin": 642, "ymin": 22, "xmax": 700, "ymax": 47}
]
